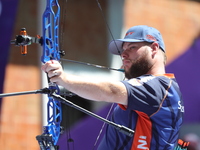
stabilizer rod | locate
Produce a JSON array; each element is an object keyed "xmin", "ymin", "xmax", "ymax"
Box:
[
  {"xmin": 0, "ymin": 88, "xmax": 134, "ymax": 137},
  {"xmin": 51, "ymin": 93, "xmax": 134, "ymax": 137},
  {"xmin": 0, "ymin": 88, "xmax": 50, "ymax": 98}
]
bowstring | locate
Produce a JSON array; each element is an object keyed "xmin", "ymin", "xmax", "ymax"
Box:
[
  {"xmin": 60, "ymin": 0, "xmax": 67, "ymax": 53},
  {"xmin": 60, "ymin": 0, "xmax": 75, "ymax": 149},
  {"xmin": 92, "ymin": 103, "xmax": 115, "ymax": 150},
  {"xmin": 92, "ymin": 0, "xmax": 125, "ymax": 149},
  {"xmin": 95, "ymin": 0, "xmax": 123, "ymax": 56},
  {"xmin": 59, "ymin": 0, "xmax": 125, "ymax": 149}
]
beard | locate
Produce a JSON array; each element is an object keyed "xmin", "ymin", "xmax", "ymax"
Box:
[{"xmin": 124, "ymin": 51, "xmax": 153, "ymax": 79}]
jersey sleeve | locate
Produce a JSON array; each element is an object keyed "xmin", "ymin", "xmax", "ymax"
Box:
[{"xmin": 121, "ymin": 75, "xmax": 170, "ymax": 116}]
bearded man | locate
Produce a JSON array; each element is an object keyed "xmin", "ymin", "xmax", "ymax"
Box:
[{"xmin": 42, "ymin": 25, "xmax": 184, "ymax": 150}]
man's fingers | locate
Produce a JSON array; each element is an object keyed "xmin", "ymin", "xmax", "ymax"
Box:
[
  {"xmin": 42, "ymin": 60, "xmax": 60, "ymax": 73},
  {"xmin": 47, "ymin": 69, "xmax": 59, "ymax": 78}
]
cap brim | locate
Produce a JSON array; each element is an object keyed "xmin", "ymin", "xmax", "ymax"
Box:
[{"xmin": 108, "ymin": 39, "xmax": 145, "ymax": 55}]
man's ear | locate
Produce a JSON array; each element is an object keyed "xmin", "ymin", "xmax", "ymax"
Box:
[{"xmin": 151, "ymin": 42, "xmax": 159, "ymax": 57}]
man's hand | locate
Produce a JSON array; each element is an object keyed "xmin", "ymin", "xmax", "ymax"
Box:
[{"xmin": 41, "ymin": 60, "xmax": 66, "ymax": 86}]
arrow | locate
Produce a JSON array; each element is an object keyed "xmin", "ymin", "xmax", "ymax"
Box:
[{"xmin": 60, "ymin": 58, "xmax": 125, "ymax": 72}]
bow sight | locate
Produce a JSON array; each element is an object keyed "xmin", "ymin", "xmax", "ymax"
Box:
[
  {"xmin": 10, "ymin": 28, "xmax": 43, "ymax": 55},
  {"xmin": 10, "ymin": 28, "xmax": 65, "ymax": 57}
]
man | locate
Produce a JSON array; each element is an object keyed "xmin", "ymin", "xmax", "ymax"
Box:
[{"xmin": 42, "ymin": 25, "xmax": 184, "ymax": 149}]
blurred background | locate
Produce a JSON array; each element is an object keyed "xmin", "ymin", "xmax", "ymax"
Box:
[{"xmin": 0, "ymin": 0, "xmax": 200, "ymax": 149}]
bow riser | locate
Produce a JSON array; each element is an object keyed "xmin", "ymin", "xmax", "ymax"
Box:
[
  {"xmin": 37, "ymin": 0, "xmax": 62, "ymax": 149},
  {"xmin": 42, "ymin": 0, "xmax": 61, "ymax": 63}
]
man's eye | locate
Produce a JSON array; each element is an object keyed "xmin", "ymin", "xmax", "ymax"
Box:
[{"xmin": 130, "ymin": 46, "xmax": 136, "ymax": 50}]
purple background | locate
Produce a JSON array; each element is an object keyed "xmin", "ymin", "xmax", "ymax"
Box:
[{"xmin": 0, "ymin": 0, "xmax": 18, "ymax": 111}]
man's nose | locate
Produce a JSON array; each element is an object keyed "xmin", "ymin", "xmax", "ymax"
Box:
[{"xmin": 121, "ymin": 49, "xmax": 129, "ymax": 58}]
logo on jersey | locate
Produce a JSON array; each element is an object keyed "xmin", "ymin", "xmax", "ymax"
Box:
[
  {"xmin": 128, "ymin": 76, "xmax": 155, "ymax": 87},
  {"xmin": 128, "ymin": 79, "xmax": 142, "ymax": 86},
  {"xmin": 178, "ymin": 101, "xmax": 184, "ymax": 112},
  {"xmin": 137, "ymin": 136, "xmax": 149, "ymax": 150}
]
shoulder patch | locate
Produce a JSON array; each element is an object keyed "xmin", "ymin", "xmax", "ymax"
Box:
[
  {"xmin": 128, "ymin": 79, "xmax": 143, "ymax": 86},
  {"xmin": 128, "ymin": 76, "xmax": 155, "ymax": 86},
  {"xmin": 140, "ymin": 76, "xmax": 155, "ymax": 83}
]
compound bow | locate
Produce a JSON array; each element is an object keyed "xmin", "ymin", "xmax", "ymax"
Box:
[
  {"xmin": 10, "ymin": 0, "xmax": 123, "ymax": 149},
  {"xmin": 11, "ymin": 0, "xmax": 63, "ymax": 149},
  {"xmin": 36, "ymin": 0, "xmax": 62, "ymax": 149}
]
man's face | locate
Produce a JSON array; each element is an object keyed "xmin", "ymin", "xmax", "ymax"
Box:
[{"xmin": 121, "ymin": 42, "xmax": 153, "ymax": 79}]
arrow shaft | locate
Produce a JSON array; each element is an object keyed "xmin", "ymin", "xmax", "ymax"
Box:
[{"xmin": 60, "ymin": 58, "xmax": 124, "ymax": 72}]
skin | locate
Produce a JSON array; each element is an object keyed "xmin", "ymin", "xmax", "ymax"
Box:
[
  {"xmin": 121, "ymin": 42, "xmax": 166, "ymax": 78},
  {"xmin": 41, "ymin": 42, "xmax": 166, "ymax": 106}
]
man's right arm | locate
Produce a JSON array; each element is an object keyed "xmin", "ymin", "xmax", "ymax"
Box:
[{"xmin": 42, "ymin": 60, "xmax": 128, "ymax": 105}]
